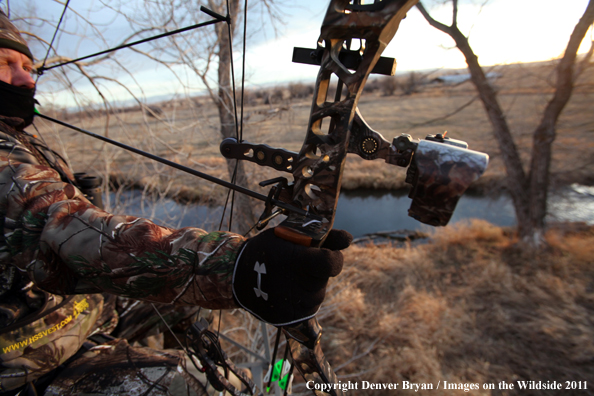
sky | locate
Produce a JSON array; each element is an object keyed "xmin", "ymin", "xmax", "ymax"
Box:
[
  {"xmin": 247, "ymin": 0, "xmax": 592, "ymax": 82},
  {"xmin": 8, "ymin": 0, "xmax": 593, "ymax": 108}
]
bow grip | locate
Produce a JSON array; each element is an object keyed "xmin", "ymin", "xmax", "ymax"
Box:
[{"xmin": 274, "ymin": 225, "xmax": 313, "ymax": 247}]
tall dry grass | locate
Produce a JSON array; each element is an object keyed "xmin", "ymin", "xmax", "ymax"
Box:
[{"xmin": 310, "ymin": 220, "xmax": 594, "ymax": 395}]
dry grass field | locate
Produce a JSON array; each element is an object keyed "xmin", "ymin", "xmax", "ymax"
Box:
[{"xmin": 314, "ymin": 220, "xmax": 594, "ymax": 395}]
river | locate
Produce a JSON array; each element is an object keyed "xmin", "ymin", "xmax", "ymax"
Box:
[{"xmin": 108, "ymin": 184, "xmax": 594, "ymax": 239}]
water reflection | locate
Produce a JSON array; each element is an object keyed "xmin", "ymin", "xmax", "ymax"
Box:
[
  {"xmin": 333, "ymin": 190, "xmax": 516, "ymax": 239},
  {"xmin": 548, "ymin": 184, "xmax": 594, "ymax": 224},
  {"xmin": 109, "ymin": 190, "xmax": 223, "ymax": 230},
  {"xmin": 109, "ymin": 185, "xmax": 593, "ymax": 240}
]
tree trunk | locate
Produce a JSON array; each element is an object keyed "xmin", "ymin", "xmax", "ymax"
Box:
[
  {"xmin": 214, "ymin": 0, "xmax": 257, "ymax": 235},
  {"xmin": 447, "ymin": 25, "xmax": 533, "ymax": 240},
  {"xmin": 527, "ymin": 0, "xmax": 594, "ymax": 245}
]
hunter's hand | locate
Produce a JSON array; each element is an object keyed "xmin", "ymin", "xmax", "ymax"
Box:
[{"xmin": 232, "ymin": 229, "xmax": 352, "ymax": 326}]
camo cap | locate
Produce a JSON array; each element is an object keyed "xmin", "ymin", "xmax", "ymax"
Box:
[{"xmin": 0, "ymin": 10, "xmax": 33, "ymax": 60}]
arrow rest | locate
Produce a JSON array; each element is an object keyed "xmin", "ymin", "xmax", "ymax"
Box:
[{"xmin": 256, "ymin": 177, "xmax": 290, "ymax": 230}]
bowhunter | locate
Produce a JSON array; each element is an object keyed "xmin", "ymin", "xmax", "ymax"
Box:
[{"xmin": 0, "ymin": 12, "xmax": 351, "ymax": 395}]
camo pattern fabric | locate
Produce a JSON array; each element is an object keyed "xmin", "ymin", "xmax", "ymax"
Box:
[
  {"xmin": 0, "ymin": 117, "xmax": 244, "ymax": 391},
  {"xmin": 0, "ymin": 294, "xmax": 104, "ymax": 391},
  {"xmin": 44, "ymin": 338, "xmax": 208, "ymax": 396}
]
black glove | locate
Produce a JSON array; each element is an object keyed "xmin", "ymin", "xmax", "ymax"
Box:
[{"xmin": 232, "ymin": 228, "xmax": 352, "ymax": 326}]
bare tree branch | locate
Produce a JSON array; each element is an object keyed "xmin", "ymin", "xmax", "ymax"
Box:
[{"xmin": 406, "ymin": 95, "xmax": 478, "ymax": 132}]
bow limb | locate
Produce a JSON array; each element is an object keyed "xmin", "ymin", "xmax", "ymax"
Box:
[{"xmin": 282, "ymin": 318, "xmax": 341, "ymax": 395}]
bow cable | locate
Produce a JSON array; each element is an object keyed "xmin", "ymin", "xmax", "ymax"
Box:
[
  {"xmin": 223, "ymin": 0, "xmax": 240, "ymax": 234},
  {"xmin": 36, "ymin": 8, "xmax": 228, "ymax": 75},
  {"xmin": 36, "ymin": 0, "xmax": 70, "ymax": 83},
  {"xmin": 219, "ymin": 0, "xmax": 250, "ymax": 234}
]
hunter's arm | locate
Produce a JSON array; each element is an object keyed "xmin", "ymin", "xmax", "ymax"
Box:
[{"xmin": 0, "ymin": 149, "xmax": 243, "ymax": 310}]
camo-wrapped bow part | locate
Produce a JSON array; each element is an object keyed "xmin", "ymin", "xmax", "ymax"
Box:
[{"xmin": 219, "ymin": 0, "xmax": 488, "ymax": 394}]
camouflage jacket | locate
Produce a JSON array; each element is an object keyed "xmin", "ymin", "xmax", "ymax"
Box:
[{"xmin": 0, "ymin": 116, "xmax": 243, "ymax": 390}]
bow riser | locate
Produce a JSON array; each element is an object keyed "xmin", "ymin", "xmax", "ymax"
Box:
[
  {"xmin": 322, "ymin": 0, "xmax": 415, "ymax": 44},
  {"xmin": 281, "ymin": 2, "xmax": 420, "ymax": 395},
  {"xmin": 216, "ymin": 1, "xmax": 487, "ymax": 394},
  {"xmin": 285, "ymin": 337, "xmax": 337, "ymax": 396},
  {"xmin": 284, "ymin": 0, "xmax": 420, "ymax": 247}
]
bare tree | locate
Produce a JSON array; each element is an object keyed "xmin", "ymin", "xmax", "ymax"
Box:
[
  {"xmin": 114, "ymin": 0, "xmax": 286, "ymax": 235},
  {"xmin": 417, "ymin": 0, "xmax": 594, "ymax": 248},
  {"xmin": 211, "ymin": 0, "xmax": 255, "ymax": 235}
]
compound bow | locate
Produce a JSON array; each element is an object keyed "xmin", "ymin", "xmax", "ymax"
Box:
[{"xmin": 34, "ymin": 0, "xmax": 489, "ymax": 394}]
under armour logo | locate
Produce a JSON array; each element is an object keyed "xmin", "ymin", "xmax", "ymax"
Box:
[{"xmin": 253, "ymin": 261, "xmax": 268, "ymax": 301}]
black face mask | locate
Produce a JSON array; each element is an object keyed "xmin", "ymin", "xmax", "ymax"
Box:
[{"xmin": 0, "ymin": 80, "xmax": 36, "ymax": 128}]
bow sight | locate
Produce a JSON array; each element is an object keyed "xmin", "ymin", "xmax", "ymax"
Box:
[{"xmin": 349, "ymin": 110, "xmax": 489, "ymax": 227}]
